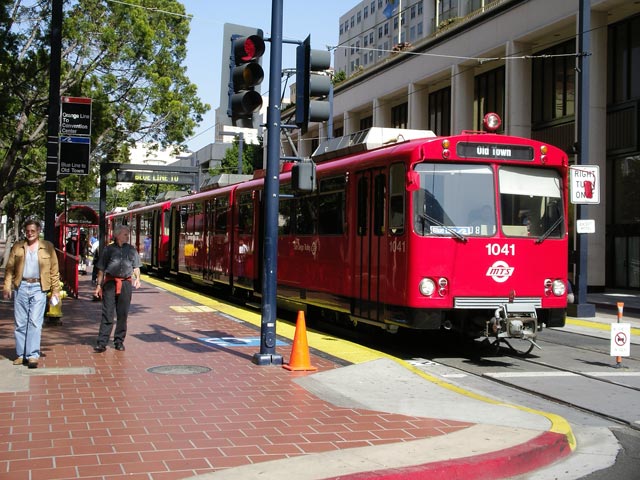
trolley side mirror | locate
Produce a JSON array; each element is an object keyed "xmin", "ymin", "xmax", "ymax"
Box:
[{"xmin": 406, "ymin": 170, "xmax": 420, "ymax": 192}]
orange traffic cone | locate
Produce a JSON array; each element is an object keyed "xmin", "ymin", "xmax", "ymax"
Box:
[{"xmin": 283, "ymin": 311, "xmax": 317, "ymax": 371}]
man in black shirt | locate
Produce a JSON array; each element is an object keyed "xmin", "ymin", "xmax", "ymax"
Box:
[{"xmin": 93, "ymin": 225, "xmax": 142, "ymax": 352}]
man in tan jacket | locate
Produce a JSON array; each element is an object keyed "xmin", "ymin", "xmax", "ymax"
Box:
[{"xmin": 3, "ymin": 218, "xmax": 60, "ymax": 368}]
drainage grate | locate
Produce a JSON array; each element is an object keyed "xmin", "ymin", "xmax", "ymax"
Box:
[{"xmin": 147, "ymin": 365, "xmax": 211, "ymax": 375}]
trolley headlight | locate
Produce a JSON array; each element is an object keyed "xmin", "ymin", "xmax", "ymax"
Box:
[
  {"xmin": 419, "ymin": 278, "xmax": 436, "ymax": 296},
  {"xmin": 552, "ymin": 279, "xmax": 566, "ymax": 296}
]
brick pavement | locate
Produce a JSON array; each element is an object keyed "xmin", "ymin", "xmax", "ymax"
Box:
[{"xmin": 0, "ymin": 270, "xmax": 471, "ymax": 480}]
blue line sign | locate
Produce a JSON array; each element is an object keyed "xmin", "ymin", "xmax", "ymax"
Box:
[{"xmin": 59, "ymin": 136, "xmax": 91, "ymax": 175}]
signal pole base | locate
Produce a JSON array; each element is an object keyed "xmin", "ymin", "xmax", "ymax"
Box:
[
  {"xmin": 252, "ymin": 353, "xmax": 283, "ymax": 366},
  {"xmin": 567, "ymin": 302, "xmax": 596, "ymax": 318}
]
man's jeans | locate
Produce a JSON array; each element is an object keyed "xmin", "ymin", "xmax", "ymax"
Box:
[{"xmin": 14, "ymin": 281, "xmax": 47, "ymax": 359}]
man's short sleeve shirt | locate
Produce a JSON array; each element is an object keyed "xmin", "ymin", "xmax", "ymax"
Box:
[{"xmin": 96, "ymin": 243, "xmax": 141, "ymax": 278}]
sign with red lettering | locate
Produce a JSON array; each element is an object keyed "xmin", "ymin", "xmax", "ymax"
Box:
[{"xmin": 569, "ymin": 165, "xmax": 600, "ymax": 204}]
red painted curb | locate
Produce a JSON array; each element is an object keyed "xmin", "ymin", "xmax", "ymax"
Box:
[{"xmin": 325, "ymin": 431, "xmax": 572, "ymax": 480}]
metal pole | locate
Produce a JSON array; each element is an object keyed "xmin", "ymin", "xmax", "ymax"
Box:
[
  {"xmin": 569, "ymin": 0, "xmax": 595, "ymax": 317},
  {"xmin": 252, "ymin": 0, "xmax": 284, "ymax": 365},
  {"xmin": 44, "ymin": 0, "xmax": 63, "ymax": 242},
  {"xmin": 238, "ymin": 132, "xmax": 244, "ymax": 174}
]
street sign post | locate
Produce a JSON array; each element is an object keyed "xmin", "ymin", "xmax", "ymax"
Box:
[
  {"xmin": 610, "ymin": 323, "xmax": 631, "ymax": 357},
  {"xmin": 569, "ymin": 165, "xmax": 600, "ymax": 204},
  {"xmin": 59, "ymin": 97, "xmax": 92, "ymax": 176},
  {"xmin": 59, "ymin": 136, "xmax": 90, "ymax": 175},
  {"xmin": 60, "ymin": 96, "xmax": 92, "ymax": 136},
  {"xmin": 116, "ymin": 170, "xmax": 195, "ymax": 185}
]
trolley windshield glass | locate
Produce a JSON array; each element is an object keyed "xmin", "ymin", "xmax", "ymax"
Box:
[
  {"xmin": 413, "ymin": 164, "xmax": 496, "ymax": 237},
  {"xmin": 499, "ymin": 166, "xmax": 564, "ymax": 239}
]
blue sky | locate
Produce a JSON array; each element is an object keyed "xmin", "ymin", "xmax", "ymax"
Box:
[{"xmin": 181, "ymin": 0, "xmax": 351, "ymax": 151}]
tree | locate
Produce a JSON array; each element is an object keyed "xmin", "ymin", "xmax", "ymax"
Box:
[
  {"xmin": 212, "ymin": 137, "xmax": 263, "ymax": 176},
  {"xmin": 0, "ymin": 0, "xmax": 209, "ymax": 231}
]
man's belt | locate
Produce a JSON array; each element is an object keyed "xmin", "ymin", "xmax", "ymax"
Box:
[
  {"xmin": 23, "ymin": 278, "xmax": 40, "ymax": 284},
  {"xmin": 104, "ymin": 274, "xmax": 131, "ymax": 295}
]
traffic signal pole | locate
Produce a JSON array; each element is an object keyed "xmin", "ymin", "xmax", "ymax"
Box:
[
  {"xmin": 569, "ymin": 0, "xmax": 596, "ymax": 318},
  {"xmin": 44, "ymin": 0, "xmax": 63, "ymax": 242},
  {"xmin": 252, "ymin": 0, "xmax": 284, "ymax": 365}
]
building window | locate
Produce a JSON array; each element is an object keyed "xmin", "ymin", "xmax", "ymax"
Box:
[
  {"xmin": 439, "ymin": 0, "xmax": 458, "ymax": 22},
  {"xmin": 364, "ymin": 6, "xmax": 369, "ymax": 18},
  {"xmin": 357, "ymin": 11, "xmax": 361, "ymax": 23},
  {"xmin": 474, "ymin": 67, "xmax": 505, "ymax": 131},
  {"xmin": 418, "ymin": 1, "xmax": 423, "ymax": 15},
  {"xmin": 411, "ymin": 5, "xmax": 416, "ymax": 19},
  {"xmin": 371, "ymin": 2, "xmax": 375, "ymax": 14},
  {"xmin": 384, "ymin": 22, "xmax": 389, "ymax": 35},
  {"xmin": 350, "ymin": 16, "xmax": 355, "ymax": 28},
  {"xmin": 532, "ymin": 40, "xmax": 575, "ymax": 124},
  {"xmin": 364, "ymin": 35, "xmax": 368, "ymax": 47},
  {"xmin": 378, "ymin": 26, "xmax": 383, "ymax": 39},
  {"xmin": 360, "ymin": 115, "xmax": 373, "ymax": 130},
  {"xmin": 608, "ymin": 15, "xmax": 640, "ymax": 104},
  {"xmin": 428, "ymin": 86, "xmax": 451, "ymax": 136},
  {"xmin": 417, "ymin": 22, "xmax": 423, "ymax": 36},
  {"xmin": 391, "ymin": 102, "xmax": 408, "ymax": 128}
]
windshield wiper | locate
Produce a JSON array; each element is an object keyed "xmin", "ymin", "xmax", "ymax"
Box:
[
  {"xmin": 419, "ymin": 213, "xmax": 468, "ymax": 242},
  {"xmin": 535, "ymin": 216, "xmax": 564, "ymax": 244}
]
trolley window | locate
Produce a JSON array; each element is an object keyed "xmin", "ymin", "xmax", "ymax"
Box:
[
  {"xmin": 412, "ymin": 164, "xmax": 495, "ymax": 237},
  {"xmin": 294, "ymin": 194, "xmax": 317, "ymax": 235},
  {"xmin": 278, "ymin": 184, "xmax": 293, "ymax": 235},
  {"xmin": 389, "ymin": 163, "xmax": 405, "ymax": 235},
  {"xmin": 374, "ymin": 174, "xmax": 385, "ymax": 236},
  {"xmin": 357, "ymin": 176, "xmax": 368, "ymax": 236},
  {"xmin": 318, "ymin": 176, "xmax": 345, "ymax": 235},
  {"xmin": 215, "ymin": 196, "xmax": 229, "ymax": 234},
  {"xmin": 237, "ymin": 192, "xmax": 253, "ymax": 235},
  {"xmin": 499, "ymin": 166, "xmax": 563, "ymax": 238}
]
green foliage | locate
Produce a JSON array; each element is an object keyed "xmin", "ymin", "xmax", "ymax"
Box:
[
  {"xmin": 332, "ymin": 70, "xmax": 347, "ymax": 85},
  {"xmin": 105, "ymin": 183, "xmax": 181, "ymax": 211},
  {"xmin": 212, "ymin": 138, "xmax": 263, "ymax": 176},
  {"xmin": 0, "ymin": 0, "xmax": 209, "ymax": 224}
]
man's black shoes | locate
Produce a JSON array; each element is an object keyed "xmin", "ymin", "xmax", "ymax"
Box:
[
  {"xmin": 114, "ymin": 343, "xmax": 125, "ymax": 351},
  {"xmin": 94, "ymin": 345, "xmax": 106, "ymax": 353}
]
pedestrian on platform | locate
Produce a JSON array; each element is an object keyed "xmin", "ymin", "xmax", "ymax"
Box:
[
  {"xmin": 3, "ymin": 218, "xmax": 60, "ymax": 368},
  {"xmin": 93, "ymin": 224, "xmax": 141, "ymax": 352},
  {"xmin": 90, "ymin": 239, "xmax": 100, "ymax": 287}
]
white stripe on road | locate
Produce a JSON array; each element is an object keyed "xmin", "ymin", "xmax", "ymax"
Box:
[{"xmin": 484, "ymin": 371, "xmax": 640, "ymax": 378}]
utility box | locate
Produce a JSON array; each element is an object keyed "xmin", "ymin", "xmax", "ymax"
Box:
[{"xmin": 291, "ymin": 161, "xmax": 316, "ymax": 193}]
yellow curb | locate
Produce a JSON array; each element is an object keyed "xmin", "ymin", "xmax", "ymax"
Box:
[{"xmin": 567, "ymin": 317, "xmax": 640, "ymax": 336}]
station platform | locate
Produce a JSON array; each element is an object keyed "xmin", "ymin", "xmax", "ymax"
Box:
[{"xmin": 0, "ymin": 236, "xmax": 634, "ymax": 479}]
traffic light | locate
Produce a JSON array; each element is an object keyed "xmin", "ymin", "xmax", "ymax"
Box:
[
  {"xmin": 296, "ymin": 35, "xmax": 332, "ymax": 133},
  {"xmin": 228, "ymin": 31, "xmax": 265, "ymax": 127}
]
